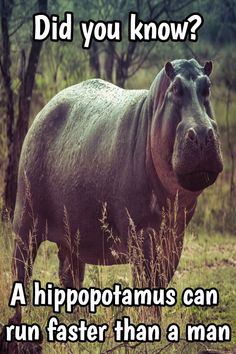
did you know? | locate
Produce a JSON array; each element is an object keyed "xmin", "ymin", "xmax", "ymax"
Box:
[{"xmin": 33, "ymin": 12, "xmax": 204, "ymax": 48}]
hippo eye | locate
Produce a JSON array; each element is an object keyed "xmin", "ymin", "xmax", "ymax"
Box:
[
  {"xmin": 202, "ymin": 84, "xmax": 210, "ymax": 97},
  {"xmin": 172, "ymin": 80, "xmax": 183, "ymax": 97},
  {"xmin": 200, "ymin": 78, "xmax": 211, "ymax": 97}
]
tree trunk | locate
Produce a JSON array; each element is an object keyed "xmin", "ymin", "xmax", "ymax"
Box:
[
  {"xmin": 0, "ymin": 0, "xmax": 14, "ymax": 219},
  {"xmin": 89, "ymin": 42, "xmax": 100, "ymax": 77},
  {"xmin": 3, "ymin": 0, "xmax": 48, "ymax": 219},
  {"xmin": 104, "ymin": 42, "xmax": 115, "ymax": 82},
  {"xmin": 115, "ymin": 56, "xmax": 128, "ymax": 88},
  {"xmin": 115, "ymin": 42, "xmax": 136, "ymax": 88},
  {"xmin": 225, "ymin": 86, "xmax": 235, "ymax": 202},
  {"xmin": 0, "ymin": 0, "xmax": 14, "ymax": 152}
]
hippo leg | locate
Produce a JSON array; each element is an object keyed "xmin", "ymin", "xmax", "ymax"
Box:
[
  {"xmin": 8, "ymin": 221, "xmax": 42, "ymax": 328},
  {"xmin": 12, "ymin": 234, "xmax": 41, "ymax": 286},
  {"xmin": 156, "ymin": 232, "xmax": 184, "ymax": 288},
  {"xmin": 132, "ymin": 228, "xmax": 184, "ymax": 317},
  {"xmin": 58, "ymin": 245, "xmax": 85, "ymax": 288},
  {"xmin": 138, "ymin": 228, "xmax": 184, "ymax": 288}
]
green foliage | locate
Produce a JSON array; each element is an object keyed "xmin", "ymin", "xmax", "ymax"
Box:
[
  {"xmin": 34, "ymin": 41, "xmax": 91, "ymax": 105},
  {"xmin": 190, "ymin": 173, "xmax": 236, "ymax": 235}
]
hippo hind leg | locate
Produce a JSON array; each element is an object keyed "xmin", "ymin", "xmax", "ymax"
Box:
[
  {"xmin": 9, "ymin": 214, "xmax": 43, "ymax": 328},
  {"xmin": 58, "ymin": 245, "xmax": 85, "ymax": 288},
  {"xmin": 12, "ymin": 229, "xmax": 41, "ymax": 287}
]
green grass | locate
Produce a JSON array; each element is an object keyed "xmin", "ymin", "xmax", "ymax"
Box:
[{"xmin": 0, "ymin": 221, "xmax": 235, "ymax": 353}]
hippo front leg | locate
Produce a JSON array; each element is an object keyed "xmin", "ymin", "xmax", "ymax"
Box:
[
  {"xmin": 132, "ymin": 229, "xmax": 183, "ymax": 321},
  {"xmin": 143, "ymin": 227, "xmax": 184, "ymax": 287},
  {"xmin": 58, "ymin": 245, "xmax": 85, "ymax": 288},
  {"xmin": 131, "ymin": 227, "xmax": 184, "ymax": 316}
]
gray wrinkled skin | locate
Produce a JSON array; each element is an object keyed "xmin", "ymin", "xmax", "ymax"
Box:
[{"xmin": 13, "ymin": 59, "xmax": 223, "ymax": 292}]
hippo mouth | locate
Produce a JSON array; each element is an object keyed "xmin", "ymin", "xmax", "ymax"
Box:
[{"xmin": 176, "ymin": 171, "xmax": 219, "ymax": 192}]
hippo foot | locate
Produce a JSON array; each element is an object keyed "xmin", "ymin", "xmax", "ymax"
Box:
[{"xmin": 0, "ymin": 320, "xmax": 43, "ymax": 354}]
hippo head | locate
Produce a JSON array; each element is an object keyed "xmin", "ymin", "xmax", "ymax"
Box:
[{"xmin": 150, "ymin": 59, "xmax": 223, "ymax": 193}]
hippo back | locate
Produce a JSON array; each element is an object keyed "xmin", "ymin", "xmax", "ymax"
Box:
[{"xmin": 13, "ymin": 79, "xmax": 150, "ymax": 263}]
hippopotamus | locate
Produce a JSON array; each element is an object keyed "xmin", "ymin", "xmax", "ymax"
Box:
[{"xmin": 11, "ymin": 58, "xmax": 222, "ymax": 318}]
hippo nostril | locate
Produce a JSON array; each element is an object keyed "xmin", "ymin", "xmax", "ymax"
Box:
[
  {"xmin": 187, "ymin": 128, "xmax": 197, "ymax": 142},
  {"xmin": 205, "ymin": 128, "xmax": 214, "ymax": 145},
  {"xmin": 208, "ymin": 128, "xmax": 214, "ymax": 140}
]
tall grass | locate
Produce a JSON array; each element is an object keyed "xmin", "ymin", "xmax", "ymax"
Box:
[{"xmin": 0, "ymin": 189, "xmax": 236, "ymax": 353}]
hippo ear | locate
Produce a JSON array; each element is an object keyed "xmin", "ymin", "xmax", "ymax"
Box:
[
  {"xmin": 204, "ymin": 61, "xmax": 213, "ymax": 76},
  {"xmin": 165, "ymin": 62, "xmax": 175, "ymax": 80}
]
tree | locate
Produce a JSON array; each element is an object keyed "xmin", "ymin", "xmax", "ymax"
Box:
[
  {"xmin": 79, "ymin": 0, "xmax": 196, "ymax": 87},
  {"xmin": 0, "ymin": 0, "xmax": 48, "ymax": 218},
  {"xmin": 217, "ymin": 51, "xmax": 236, "ymax": 201}
]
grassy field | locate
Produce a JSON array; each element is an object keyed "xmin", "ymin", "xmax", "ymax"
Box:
[{"xmin": 0, "ymin": 216, "xmax": 235, "ymax": 353}]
